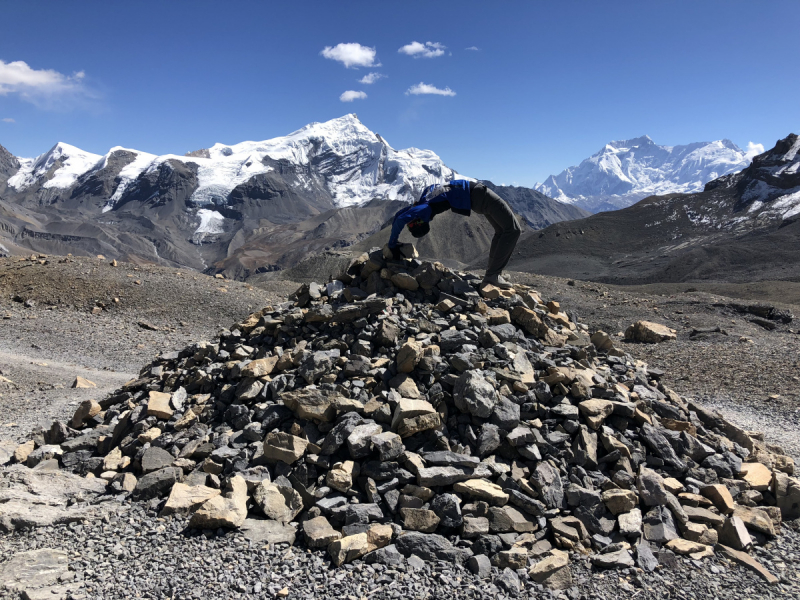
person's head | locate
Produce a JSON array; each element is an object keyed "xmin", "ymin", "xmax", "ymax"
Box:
[{"xmin": 407, "ymin": 218, "xmax": 430, "ymax": 238}]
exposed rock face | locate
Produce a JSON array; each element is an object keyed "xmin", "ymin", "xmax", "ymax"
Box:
[{"xmin": 5, "ymin": 254, "xmax": 796, "ymax": 581}]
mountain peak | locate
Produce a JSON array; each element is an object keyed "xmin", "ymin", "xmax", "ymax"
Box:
[
  {"xmin": 535, "ymin": 135, "xmax": 752, "ymax": 212},
  {"xmin": 606, "ymin": 135, "xmax": 654, "ymax": 150}
]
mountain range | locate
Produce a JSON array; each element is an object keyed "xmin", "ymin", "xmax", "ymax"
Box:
[
  {"xmin": 0, "ymin": 114, "xmax": 587, "ymax": 277},
  {"xmin": 508, "ymin": 134, "xmax": 800, "ymax": 283},
  {"xmin": 534, "ymin": 135, "xmax": 753, "ymax": 213}
]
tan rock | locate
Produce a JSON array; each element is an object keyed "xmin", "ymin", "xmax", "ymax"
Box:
[
  {"xmin": 117, "ymin": 472, "xmax": 137, "ymax": 492},
  {"xmin": 252, "ymin": 482, "xmax": 304, "ymax": 523},
  {"xmin": 161, "ymin": 483, "xmax": 221, "ymax": 516},
  {"xmin": 510, "ymin": 306, "xmax": 548, "ymax": 338},
  {"xmin": 665, "ymin": 538, "xmax": 711, "ymax": 557},
  {"xmin": 701, "ymin": 484, "xmax": 735, "ymax": 514},
  {"xmin": 453, "ymin": 479, "xmax": 509, "ymax": 506},
  {"xmin": 189, "ymin": 475, "xmax": 248, "ymax": 529},
  {"xmin": 624, "ymin": 321, "xmax": 676, "ymax": 343},
  {"xmin": 327, "ymin": 461, "xmax": 359, "ymax": 492},
  {"xmin": 590, "ymin": 330, "xmax": 614, "ymax": 351},
  {"xmin": 486, "ymin": 307, "xmax": 511, "ymax": 325},
  {"xmin": 137, "ymin": 427, "xmax": 162, "ymax": 444},
  {"xmin": 492, "ymin": 546, "xmax": 528, "ymax": 570},
  {"xmin": 772, "ymin": 472, "xmax": 800, "ymax": 519},
  {"xmin": 529, "ymin": 549, "xmax": 569, "ymax": 583},
  {"xmin": 71, "ymin": 399, "xmax": 102, "ymax": 428},
  {"xmin": 391, "ymin": 272, "xmax": 420, "ymax": 291},
  {"xmin": 396, "ymin": 340, "xmax": 423, "ymax": 373},
  {"xmin": 72, "ymin": 376, "xmax": 96, "ymax": 389},
  {"xmin": 436, "ymin": 299, "xmax": 455, "ymax": 312},
  {"xmin": 103, "ymin": 447, "xmax": 129, "ymax": 471},
  {"xmin": 173, "ymin": 408, "xmax": 198, "ymax": 431},
  {"xmin": 663, "ymin": 477, "xmax": 685, "ymax": 495},
  {"xmin": 578, "ymin": 399, "xmax": 614, "ymax": 430},
  {"xmin": 717, "ymin": 544, "xmax": 778, "ymax": 584},
  {"xmin": 241, "ymin": 356, "xmax": 279, "ymax": 378},
  {"xmin": 601, "ymin": 489, "xmax": 638, "ymax": 515},
  {"xmin": 741, "ymin": 462, "xmax": 773, "ymax": 491},
  {"xmin": 733, "ymin": 505, "xmax": 775, "ymax": 536},
  {"xmin": 400, "ymin": 508, "xmax": 440, "ymax": 532},
  {"xmin": 391, "ymin": 398, "xmax": 439, "ymax": 437},
  {"xmin": 262, "ymin": 432, "xmax": 308, "ymax": 464},
  {"xmin": 147, "ymin": 391, "xmax": 174, "ymax": 420},
  {"xmin": 328, "ymin": 533, "xmax": 370, "ymax": 567},
  {"xmin": 392, "ymin": 373, "xmax": 421, "ymax": 399},
  {"xmin": 14, "ymin": 440, "xmax": 35, "ymax": 463},
  {"xmin": 684, "ymin": 522, "xmax": 718, "ymax": 546},
  {"xmin": 281, "ymin": 389, "xmax": 335, "ymax": 422},
  {"xmin": 367, "ymin": 523, "xmax": 393, "ymax": 551},
  {"xmin": 303, "ymin": 516, "xmax": 341, "ymax": 548}
]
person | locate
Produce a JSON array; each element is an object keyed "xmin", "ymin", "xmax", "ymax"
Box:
[{"xmin": 387, "ymin": 179, "xmax": 521, "ymax": 289}]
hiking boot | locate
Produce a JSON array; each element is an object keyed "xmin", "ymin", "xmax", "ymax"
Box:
[{"xmin": 482, "ymin": 274, "xmax": 514, "ymax": 290}]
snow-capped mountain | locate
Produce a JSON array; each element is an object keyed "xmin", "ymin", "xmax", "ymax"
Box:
[
  {"xmin": 534, "ymin": 136, "xmax": 752, "ymax": 212},
  {"xmin": 0, "ymin": 114, "xmax": 585, "ymax": 277},
  {"xmin": 7, "ymin": 114, "xmax": 461, "ymax": 214},
  {"xmin": 512, "ymin": 134, "xmax": 800, "ymax": 284}
]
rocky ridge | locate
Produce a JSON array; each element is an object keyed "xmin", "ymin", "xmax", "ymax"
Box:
[{"xmin": 3, "ymin": 249, "xmax": 800, "ymax": 595}]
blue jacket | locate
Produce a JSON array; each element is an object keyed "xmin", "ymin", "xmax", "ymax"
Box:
[{"xmin": 388, "ymin": 180, "xmax": 473, "ymax": 248}]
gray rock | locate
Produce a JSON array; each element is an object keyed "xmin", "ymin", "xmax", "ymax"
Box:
[
  {"xmin": 490, "ymin": 396, "xmax": 521, "ymax": 430},
  {"xmin": 420, "ymin": 451, "xmax": 480, "ymax": 467},
  {"xmin": 431, "ymin": 493, "xmax": 463, "ymax": 528},
  {"xmin": 476, "ymin": 423, "xmax": 502, "ymax": 457},
  {"xmin": 636, "ymin": 540, "xmax": 659, "ymax": 572},
  {"xmin": 346, "ymin": 423, "xmax": 384, "ymax": 459},
  {"xmin": 643, "ymin": 506, "xmax": 679, "ymax": 543},
  {"xmin": 454, "ymin": 371, "xmax": 498, "ymax": 418},
  {"xmin": 133, "ymin": 467, "xmax": 182, "ymax": 500},
  {"xmin": 0, "ymin": 548, "xmax": 71, "ymax": 595},
  {"xmin": 298, "ymin": 351, "xmax": 335, "ymax": 385},
  {"xmin": 468, "ymin": 553, "xmax": 492, "ymax": 578},
  {"xmin": 531, "ymin": 462, "xmax": 564, "ymax": 509},
  {"xmin": 591, "ymin": 549, "xmax": 634, "ymax": 568},
  {"xmin": 365, "ymin": 544, "xmax": 405, "ymax": 566},
  {"xmin": 394, "ymin": 531, "xmax": 472, "ymax": 563},
  {"xmin": 140, "ymin": 447, "xmax": 174, "ymax": 474},
  {"xmin": 638, "ymin": 466, "xmax": 669, "ymax": 506},
  {"xmin": 495, "ymin": 567, "xmax": 520, "ymax": 594},
  {"xmin": 371, "ymin": 431, "xmax": 404, "ymax": 461},
  {"xmin": 240, "ymin": 519, "xmax": 297, "ymax": 545}
]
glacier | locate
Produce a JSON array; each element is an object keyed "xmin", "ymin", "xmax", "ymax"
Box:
[{"xmin": 9, "ymin": 114, "xmax": 464, "ymax": 212}]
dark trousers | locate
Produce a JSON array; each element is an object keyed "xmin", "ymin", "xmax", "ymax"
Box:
[{"xmin": 470, "ymin": 184, "xmax": 521, "ymax": 278}]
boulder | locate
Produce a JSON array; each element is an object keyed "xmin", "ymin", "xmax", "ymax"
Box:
[
  {"xmin": 189, "ymin": 475, "xmax": 248, "ymax": 529},
  {"xmin": 624, "ymin": 321, "xmax": 676, "ymax": 343},
  {"xmin": 253, "ymin": 481, "xmax": 304, "ymax": 522}
]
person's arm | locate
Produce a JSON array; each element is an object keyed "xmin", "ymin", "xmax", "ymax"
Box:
[{"xmin": 388, "ymin": 204, "xmax": 430, "ymax": 247}]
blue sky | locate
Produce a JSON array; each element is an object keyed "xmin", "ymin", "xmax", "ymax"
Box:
[{"xmin": 1, "ymin": 0, "xmax": 798, "ymax": 186}]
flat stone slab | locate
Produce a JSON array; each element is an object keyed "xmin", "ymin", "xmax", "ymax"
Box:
[
  {"xmin": 0, "ymin": 465, "xmax": 122, "ymax": 532},
  {"xmin": 0, "ymin": 548, "xmax": 70, "ymax": 592},
  {"xmin": 240, "ymin": 519, "xmax": 297, "ymax": 545}
]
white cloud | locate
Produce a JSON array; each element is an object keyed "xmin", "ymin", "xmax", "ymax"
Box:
[
  {"xmin": 0, "ymin": 60, "xmax": 91, "ymax": 108},
  {"xmin": 2, "ymin": 118, "xmax": 15, "ymax": 123},
  {"xmin": 398, "ymin": 41, "xmax": 446, "ymax": 59},
  {"xmin": 745, "ymin": 141, "xmax": 765, "ymax": 160},
  {"xmin": 465, "ymin": 46, "xmax": 479, "ymax": 51},
  {"xmin": 321, "ymin": 43, "xmax": 379, "ymax": 68},
  {"xmin": 405, "ymin": 82, "xmax": 456, "ymax": 97},
  {"xmin": 359, "ymin": 72, "xmax": 386, "ymax": 85},
  {"xmin": 340, "ymin": 90, "xmax": 367, "ymax": 102}
]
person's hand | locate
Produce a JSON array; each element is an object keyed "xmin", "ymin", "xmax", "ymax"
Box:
[{"xmin": 390, "ymin": 246, "xmax": 404, "ymax": 260}]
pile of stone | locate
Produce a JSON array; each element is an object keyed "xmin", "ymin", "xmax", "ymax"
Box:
[{"xmin": 9, "ymin": 245, "xmax": 800, "ymax": 587}]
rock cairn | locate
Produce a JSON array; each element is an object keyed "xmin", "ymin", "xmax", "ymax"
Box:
[{"xmin": 12, "ymin": 247, "xmax": 800, "ymax": 586}]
